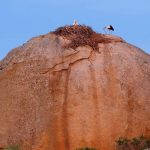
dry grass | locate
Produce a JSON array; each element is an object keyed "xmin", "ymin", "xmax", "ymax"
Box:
[{"xmin": 53, "ymin": 25, "xmax": 111, "ymax": 51}]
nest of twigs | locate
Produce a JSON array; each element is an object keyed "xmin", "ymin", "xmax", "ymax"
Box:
[{"xmin": 53, "ymin": 25, "xmax": 111, "ymax": 51}]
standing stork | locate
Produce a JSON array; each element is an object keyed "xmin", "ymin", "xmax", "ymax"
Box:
[
  {"xmin": 104, "ymin": 25, "xmax": 114, "ymax": 34},
  {"xmin": 73, "ymin": 20, "xmax": 78, "ymax": 26}
]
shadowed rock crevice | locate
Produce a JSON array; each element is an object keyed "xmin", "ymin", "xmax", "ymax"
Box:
[
  {"xmin": 40, "ymin": 47, "xmax": 93, "ymax": 74},
  {"xmin": 62, "ymin": 67, "xmax": 71, "ymax": 150}
]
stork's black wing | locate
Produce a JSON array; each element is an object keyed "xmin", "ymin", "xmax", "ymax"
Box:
[{"xmin": 110, "ymin": 25, "xmax": 114, "ymax": 31}]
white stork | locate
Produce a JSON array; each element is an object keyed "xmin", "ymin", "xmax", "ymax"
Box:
[
  {"xmin": 104, "ymin": 25, "xmax": 114, "ymax": 34},
  {"xmin": 73, "ymin": 20, "xmax": 78, "ymax": 26}
]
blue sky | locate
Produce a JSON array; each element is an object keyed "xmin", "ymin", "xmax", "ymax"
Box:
[{"xmin": 0, "ymin": 0, "xmax": 150, "ymax": 60}]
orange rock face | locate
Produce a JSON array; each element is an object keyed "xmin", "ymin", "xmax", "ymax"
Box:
[{"xmin": 0, "ymin": 33, "xmax": 150, "ymax": 150}]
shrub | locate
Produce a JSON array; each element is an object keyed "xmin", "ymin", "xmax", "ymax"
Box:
[
  {"xmin": 76, "ymin": 147, "xmax": 96, "ymax": 150},
  {"xmin": 131, "ymin": 137, "xmax": 141, "ymax": 147},
  {"xmin": 143, "ymin": 139, "xmax": 150, "ymax": 149},
  {"xmin": 116, "ymin": 135, "xmax": 150, "ymax": 150},
  {"xmin": 4, "ymin": 145, "xmax": 20, "ymax": 150}
]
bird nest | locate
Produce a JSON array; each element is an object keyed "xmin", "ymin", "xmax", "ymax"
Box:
[{"xmin": 53, "ymin": 25, "xmax": 111, "ymax": 51}]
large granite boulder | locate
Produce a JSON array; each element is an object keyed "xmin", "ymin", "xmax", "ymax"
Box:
[{"xmin": 0, "ymin": 26, "xmax": 149, "ymax": 150}]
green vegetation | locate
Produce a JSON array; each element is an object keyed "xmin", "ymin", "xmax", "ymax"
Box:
[
  {"xmin": 116, "ymin": 137, "xmax": 129, "ymax": 146},
  {"xmin": 76, "ymin": 147, "xmax": 96, "ymax": 150},
  {"xmin": 4, "ymin": 145, "xmax": 20, "ymax": 150},
  {"xmin": 131, "ymin": 137, "xmax": 141, "ymax": 147},
  {"xmin": 116, "ymin": 135, "xmax": 150, "ymax": 150}
]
